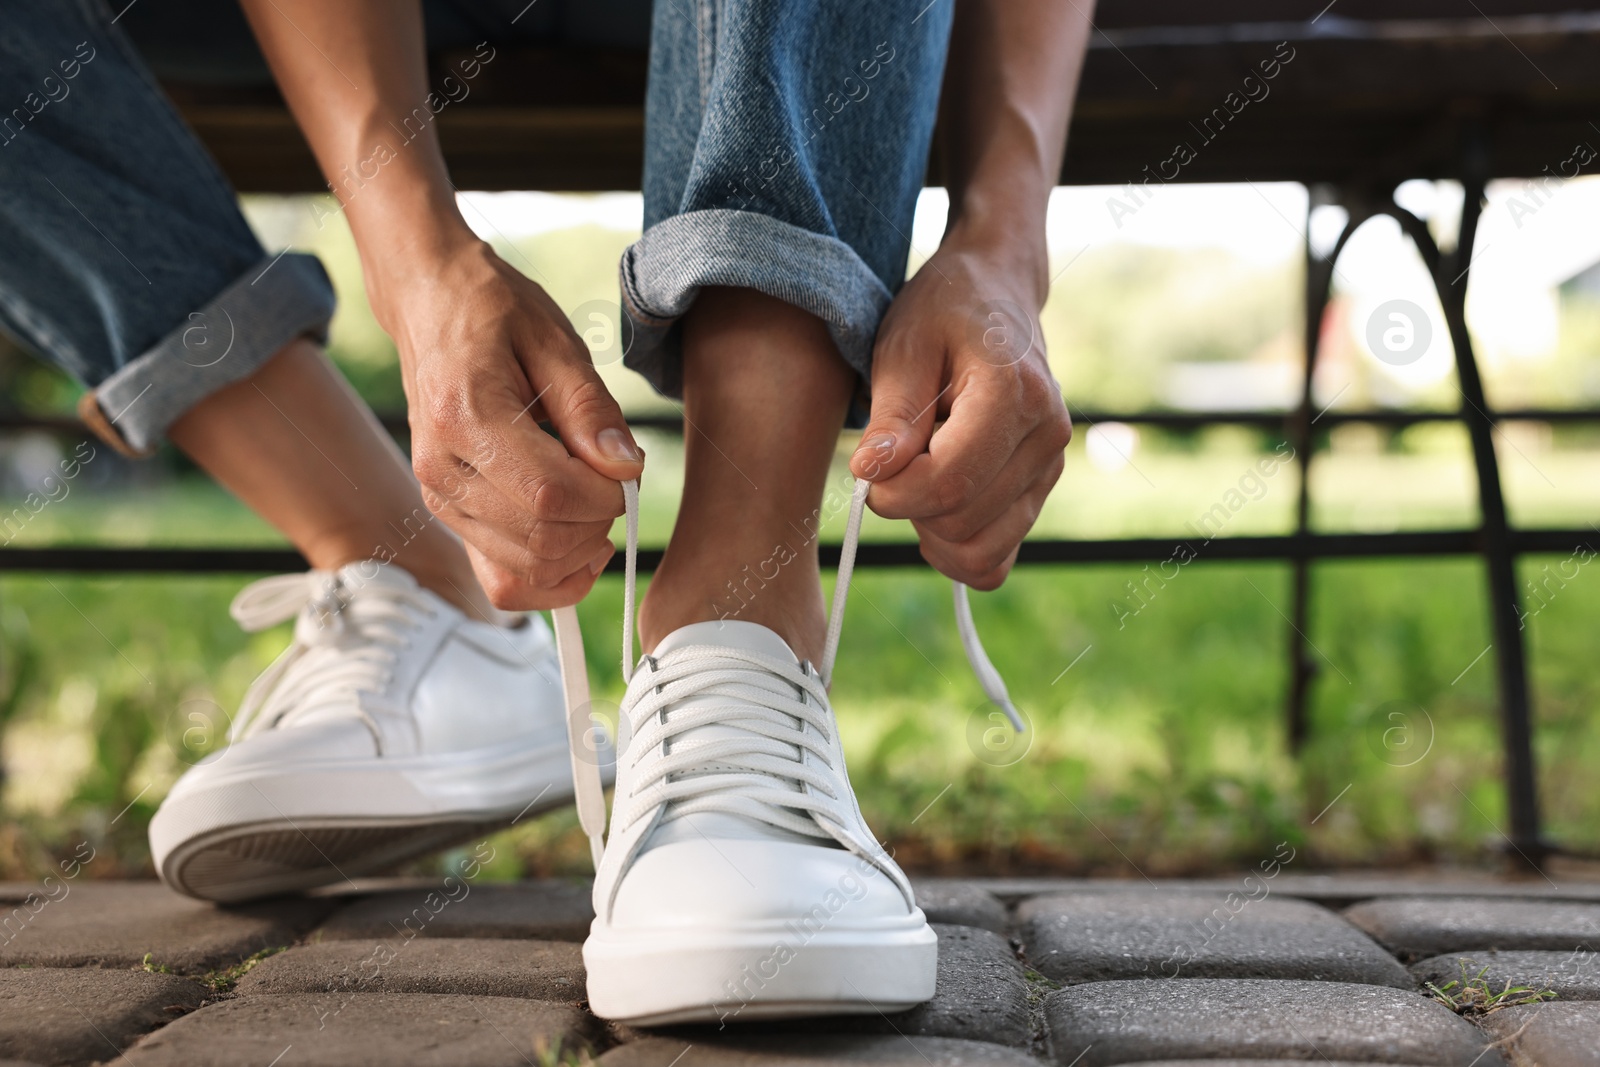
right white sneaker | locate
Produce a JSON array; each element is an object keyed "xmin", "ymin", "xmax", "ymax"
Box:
[
  {"xmin": 150, "ymin": 561, "xmax": 611, "ymax": 903},
  {"xmin": 558, "ymin": 480, "xmax": 1022, "ymax": 1025}
]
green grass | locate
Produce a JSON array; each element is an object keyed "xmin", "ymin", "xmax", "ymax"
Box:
[{"xmin": 4, "ymin": 532, "xmax": 1599, "ymax": 881}]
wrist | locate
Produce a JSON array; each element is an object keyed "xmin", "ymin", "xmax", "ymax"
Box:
[
  {"xmin": 346, "ymin": 183, "xmax": 482, "ymax": 333},
  {"xmin": 940, "ymin": 208, "xmax": 1050, "ymax": 309}
]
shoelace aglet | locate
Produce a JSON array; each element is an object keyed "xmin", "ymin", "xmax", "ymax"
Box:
[
  {"xmin": 995, "ymin": 698, "xmax": 1026, "ymax": 733},
  {"xmin": 951, "ymin": 582, "xmax": 1027, "ymax": 734}
]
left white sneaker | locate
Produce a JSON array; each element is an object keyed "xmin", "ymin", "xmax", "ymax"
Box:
[{"xmin": 150, "ymin": 561, "xmax": 610, "ymax": 902}]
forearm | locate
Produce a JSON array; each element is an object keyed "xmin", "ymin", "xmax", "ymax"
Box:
[
  {"xmin": 938, "ymin": 0, "xmax": 1094, "ymax": 304},
  {"xmin": 237, "ymin": 0, "xmax": 475, "ymax": 328}
]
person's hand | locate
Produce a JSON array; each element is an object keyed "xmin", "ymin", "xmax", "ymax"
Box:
[
  {"xmin": 380, "ymin": 236, "xmax": 644, "ymax": 610},
  {"xmin": 849, "ymin": 242, "xmax": 1070, "ymax": 590}
]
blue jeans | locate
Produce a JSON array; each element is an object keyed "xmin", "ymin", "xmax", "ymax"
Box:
[
  {"xmin": 0, "ymin": 0, "xmax": 949, "ymax": 453},
  {"xmin": 621, "ymin": 0, "xmax": 954, "ymax": 415},
  {"xmin": 0, "ymin": 0, "xmax": 334, "ymax": 456}
]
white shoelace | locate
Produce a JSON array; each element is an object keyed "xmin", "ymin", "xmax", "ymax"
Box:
[
  {"xmin": 552, "ymin": 477, "xmax": 1023, "ymax": 868},
  {"xmin": 227, "ymin": 569, "xmax": 436, "ymax": 749}
]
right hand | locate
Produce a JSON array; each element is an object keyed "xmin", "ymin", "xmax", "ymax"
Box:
[{"xmin": 382, "ymin": 238, "xmax": 644, "ymax": 610}]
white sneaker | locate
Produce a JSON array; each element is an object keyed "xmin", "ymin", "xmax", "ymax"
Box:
[
  {"xmin": 558, "ymin": 480, "xmax": 1022, "ymax": 1025},
  {"xmin": 150, "ymin": 561, "xmax": 611, "ymax": 903}
]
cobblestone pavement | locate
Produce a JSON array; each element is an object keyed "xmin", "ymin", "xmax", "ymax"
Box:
[{"xmin": 5, "ymin": 872, "xmax": 1600, "ymax": 1066}]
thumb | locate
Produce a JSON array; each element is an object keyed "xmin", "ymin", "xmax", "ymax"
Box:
[
  {"xmin": 539, "ymin": 354, "xmax": 645, "ymax": 481},
  {"xmin": 851, "ymin": 344, "xmax": 939, "ymax": 482}
]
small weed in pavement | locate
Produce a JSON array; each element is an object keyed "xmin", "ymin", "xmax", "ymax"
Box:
[
  {"xmin": 533, "ymin": 1036, "xmax": 596, "ymax": 1067},
  {"xmin": 1425, "ymin": 960, "xmax": 1558, "ymax": 1016},
  {"xmin": 198, "ymin": 946, "xmax": 287, "ymax": 992}
]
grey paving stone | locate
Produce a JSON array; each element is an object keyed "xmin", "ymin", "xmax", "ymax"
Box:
[
  {"xmin": 1043, "ymin": 978, "xmax": 1502, "ymax": 1067},
  {"xmin": 236, "ymin": 937, "xmax": 585, "ymax": 999},
  {"xmin": 0, "ymin": 967, "xmax": 204, "ymax": 1066},
  {"xmin": 852, "ymin": 924, "xmax": 1032, "ymax": 1046},
  {"xmin": 1018, "ymin": 890, "xmax": 1413, "ymax": 987},
  {"xmin": 0, "ymin": 881, "xmax": 331, "ymax": 973},
  {"xmin": 315, "ymin": 880, "xmax": 593, "ymax": 943},
  {"xmin": 1411, "ymin": 948, "xmax": 1600, "ymax": 1000},
  {"xmin": 982, "ymin": 874, "xmax": 1600, "ymax": 907},
  {"xmin": 637, "ymin": 924, "xmax": 1034, "ymax": 1048},
  {"xmin": 1478, "ymin": 1002, "xmax": 1600, "ymax": 1067},
  {"xmin": 912, "ymin": 880, "xmax": 1009, "ymax": 934},
  {"xmin": 600, "ymin": 1035, "xmax": 1045, "ymax": 1066},
  {"xmin": 1345, "ymin": 896, "xmax": 1600, "ymax": 959},
  {"xmin": 124, "ymin": 992, "xmax": 598, "ymax": 1067}
]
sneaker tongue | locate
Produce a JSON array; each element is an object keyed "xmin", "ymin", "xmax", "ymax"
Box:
[
  {"xmin": 639, "ymin": 620, "xmax": 825, "ymax": 850},
  {"xmin": 647, "ymin": 619, "xmax": 800, "ymax": 664}
]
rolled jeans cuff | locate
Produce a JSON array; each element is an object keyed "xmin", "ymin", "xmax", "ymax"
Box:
[
  {"xmin": 79, "ymin": 253, "xmax": 336, "ymax": 457},
  {"xmin": 619, "ymin": 209, "xmax": 892, "ymax": 402}
]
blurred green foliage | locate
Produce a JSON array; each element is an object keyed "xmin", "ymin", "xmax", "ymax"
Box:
[
  {"xmin": 5, "ymin": 550, "xmax": 1600, "ymax": 881},
  {"xmin": 1, "ymin": 195, "xmax": 1598, "ymax": 881}
]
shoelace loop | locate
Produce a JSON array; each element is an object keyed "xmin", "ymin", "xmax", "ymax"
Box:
[{"xmin": 553, "ymin": 476, "xmax": 1024, "ymax": 870}]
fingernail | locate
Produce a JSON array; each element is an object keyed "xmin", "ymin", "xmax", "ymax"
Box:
[
  {"xmin": 597, "ymin": 428, "xmax": 641, "ymax": 463},
  {"xmin": 857, "ymin": 433, "xmax": 895, "ymax": 455},
  {"xmin": 589, "ymin": 545, "xmax": 614, "ymax": 576}
]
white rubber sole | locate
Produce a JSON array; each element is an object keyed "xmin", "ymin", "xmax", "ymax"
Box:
[
  {"xmin": 583, "ymin": 912, "xmax": 938, "ymax": 1025},
  {"xmin": 150, "ymin": 732, "xmax": 599, "ymax": 902}
]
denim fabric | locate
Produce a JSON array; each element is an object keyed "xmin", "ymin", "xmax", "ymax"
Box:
[
  {"xmin": 0, "ymin": 0, "xmax": 335, "ymax": 454},
  {"xmin": 621, "ymin": 0, "xmax": 954, "ymax": 406}
]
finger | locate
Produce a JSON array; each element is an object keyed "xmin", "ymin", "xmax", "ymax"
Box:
[
  {"xmin": 465, "ymin": 540, "xmax": 614, "ymax": 612},
  {"xmin": 913, "ymin": 487, "xmax": 1047, "ymax": 589},
  {"xmin": 428, "ymin": 402, "xmax": 627, "ymax": 525},
  {"xmin": 518, "ymin": 323, "xmax": 646, "ymax": 483},
  {"xmin": 449, "ymin": 511, "xmax": 616, "ymax": 591},
  {"xmin": 916, "ymin": 442, "xmax": 1066, "ymax": 545},
  {"xmin": 850, "ymin": 327, "xmax": 943, "ymax": 482},
  {"xmin": 425, "ymin": 482, "xmax": 614, "ymax": 563},
  {"xmin": 867, "ymin": 381, "xmax": 1030, "ymax": 521}
]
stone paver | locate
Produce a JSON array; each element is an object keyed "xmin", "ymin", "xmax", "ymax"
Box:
[
  {"xmin": 1411, "ymin": 948, "xmax": 1600, "ymax": 1000},
  {"xmin": 0, "ymin": 967, "xmax": 205, "ymax": 1066},
  {"xmin": 1018, "ymin": 890, "xmax": 1412, "ymax": 987},
  {"xmin": 1345, "ymin": 896, "xmax": 1600, "ymax": 959},
  {"xmin": 600, "ymin": 1036, "xmax": 1045, "ymax": 1066},
  {"xmin": 315, "ymin": 881, "xmax": 593, "ymax": 943},
  {"xmin": 1043, "ymin": 978, "xmax": 1501, "ymax": 1067},
  {"xmin": 124, "ymin": 992, "xmax": 598, "ymax": 1067},
  {"xmin": 236, "ymin": 937, "xmax": 586, "ymax": 999},
  {"xmin": 640, "ymin": 924, "xmax": 1033, "ymax": 1047},
  {"xmin": 0, "ymin": 881, "xmax": 330, "ymax": 973},
  {"xmin": 976, "ymin": 874, "xmax": 1600, "ymax": 907},
  {"xmin": 844, "ymin": 925, "xmax": 1031, "ymax": 1047},
  {"xmin": 912, "ymin": 881, "xmax": 1009, "ymax": 934},
  {"xmin": 1478, "ymin": 1002, "xmax": 1600, "ymax": 1067}
]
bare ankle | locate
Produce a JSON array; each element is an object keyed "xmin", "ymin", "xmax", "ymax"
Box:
[{"xmin": 640, "ymin": 566, "xmax": 828, "ymax": 664}]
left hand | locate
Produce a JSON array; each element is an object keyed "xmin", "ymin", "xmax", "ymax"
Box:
[{"xmin": 849, "ymin": 243, "xmax": 1071, "ymax": 590}]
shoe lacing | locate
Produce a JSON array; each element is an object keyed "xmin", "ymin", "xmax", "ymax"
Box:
[
  {"xmin": 553, "ymin": 478, "xmax": 1022, "ymax": 869},
  {"xmin": 610, "ymin": 647, "xmax": 847, "ymax": 845},
  {"xmin": 227, "ymin": 568, "xmax": 437, "ymax": 748}
]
